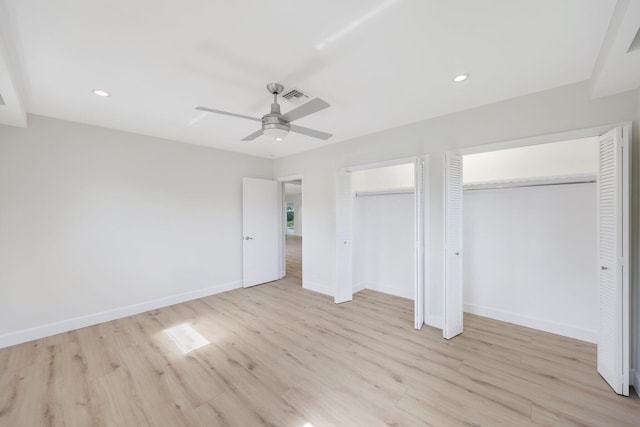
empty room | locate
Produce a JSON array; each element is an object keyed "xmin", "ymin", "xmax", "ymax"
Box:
[{"xmin": 1, "ymin": 1, "xmax": 640, "ymax": 426}]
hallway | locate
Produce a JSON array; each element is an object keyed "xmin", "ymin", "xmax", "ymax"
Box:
[{"xmin": 285, "ymin": 234, "xmax": 301, "ymax": 285}]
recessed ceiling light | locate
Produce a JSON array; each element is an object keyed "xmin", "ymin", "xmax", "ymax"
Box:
[
  {"xmin": 92, "ymin": 89, "xmax": 110, "ymax": 97},
  {"xmin": 452, "ymin": 74, "xmax": 469, "ymax": 83},
  {"xmin": 275, "ymin": 137, "xmax": 283, "ymax": 142}
]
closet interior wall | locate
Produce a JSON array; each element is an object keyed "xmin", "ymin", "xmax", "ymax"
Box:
[
  {"xmin": 462, "ymin": 138, "xmax": 599, "ymax": 342},
  {"xmin": 352, "ymin": 163, "xmax": 415, "ymax": 300}
]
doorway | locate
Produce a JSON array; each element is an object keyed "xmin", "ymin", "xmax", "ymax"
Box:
[
  {"xmin": 351, "ymin": 163, "xmax": 416, "ymax": 300},
  {"xmin": 443, "ymin": 124, "xmax": 631, "ymax": 396},
  {"xmin": 462, "ymin": 137, "xmax": 599, "ymax": 342},
  {"xmin": 278, "ymin": 176, "xmax": 304, "ymax": 286},
  {"xmin": 335, "ymin": 157, "xmax": 429, "ymax": 329}
]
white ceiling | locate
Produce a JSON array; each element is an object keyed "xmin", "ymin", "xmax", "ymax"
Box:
[{"xmin": 1, "ymin": 0, "xmax": 638, "ymax": 159}]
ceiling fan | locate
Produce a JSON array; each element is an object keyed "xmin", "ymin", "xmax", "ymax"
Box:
[{"xmin": 196, "ymin": 83, "xmax": 332, "ymax": 141}]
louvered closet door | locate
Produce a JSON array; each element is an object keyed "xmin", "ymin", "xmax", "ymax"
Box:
[
  {"xmin": 335, "ymin": 171, "xmax": 353, "ymax": 304},
  {"xmin": 444, "ymin": 153, "xmax": 463, "ymax": 339},
  {"xmin": 597, "ymin": 127, "xmax": 629, "ymax": 396}
]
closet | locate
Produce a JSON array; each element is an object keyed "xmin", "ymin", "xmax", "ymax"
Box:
[{"xmin": 462, "ymin": 137, "xmax": 599, "ymax": 342}]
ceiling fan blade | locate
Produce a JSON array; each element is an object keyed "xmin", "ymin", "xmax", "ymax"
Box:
[
  {"xmin": 281, "ymin": 98, "xmax": 330, "ymax": 123},
  {"xmin": 195, "ymin": 106, "xmax": 261, "ymax": 122},
  {"xmin": 289, "ymin": 124, "xmax": 332, "ymax": 140},
  {"xmin": 241, "ymin": 129, "xmax": 264, "ymax": 141}
]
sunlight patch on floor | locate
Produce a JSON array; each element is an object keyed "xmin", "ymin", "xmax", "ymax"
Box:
[{"xmin": 163, "ymin": 323, "xmax": 210, "ymax": 354}]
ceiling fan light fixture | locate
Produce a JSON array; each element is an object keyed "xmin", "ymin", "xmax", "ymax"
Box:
[{"xmin": 263, "ymin": 123, "xmax": 289, "ymax": 139}]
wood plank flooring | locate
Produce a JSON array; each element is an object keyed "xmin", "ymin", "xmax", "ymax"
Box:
[
  {"xmin": 1, "ymin": 236, "xmax": 638, "ymax": 426},
  {"xmin": 286, "ymin": 234, "xmax": 302, "ymax": 284}
]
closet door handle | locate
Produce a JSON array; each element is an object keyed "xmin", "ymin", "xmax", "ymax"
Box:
[{"xmin": 600, "ymin": 266, "xmax": 607, "ymax": 270}]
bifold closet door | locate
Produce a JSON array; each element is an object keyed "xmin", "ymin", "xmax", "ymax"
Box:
[
  {"xmin": 596, "ymin": 127, "xmax": 630, "ymax": 396},
  {"xmin": 444, "ymin": 153, "xmax": 463, "ymax": 339},
  {"xmin": 335, "ymin": 171, "xmax": 353, "ymax": 304}
]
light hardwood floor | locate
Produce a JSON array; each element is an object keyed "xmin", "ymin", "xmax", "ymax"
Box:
[
  {"xmin": 286, "ymin": 234, "xmax": 302, "ymax": 284},
  {"xmin": 1, "ymin": 238, "xmax": 638, "ymax": 426}
]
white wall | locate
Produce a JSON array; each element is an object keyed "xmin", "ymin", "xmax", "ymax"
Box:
[
  {"xmin": 350, "ymin": 163, "xmax": 415, "ymax": 299},
  {"xmin": 463, "ymin": 183, "xmax": 597, "ymax": 342},
  {"xmin": 463, "ymin": 137, "xmax": 598, "ymax": 183},
  {"xmin": 353, "ymin": 193, "xmax": 414, "ymax": 300},
  {"xmin": 0, "ymin": 115, "xmax": 272, "ymax": 347},
  {"xmin": 351, "ymin": 163, "xmax": 414, "ymax": 193},
  {"xmin": 462, "ymin": 138, "xmax": 599, "ymax": 342},
  {"xmin": 284, "ymin": 192, "xmax": 303, "ymax": 236},
  {"xmin": 273, "ymin": 81, "xmax": 638, "ymax": 335}
]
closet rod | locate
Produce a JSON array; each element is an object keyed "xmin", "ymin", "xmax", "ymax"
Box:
[
  {"xmin": 355, "ymin": 189, "xmax": 415, "ymax": 197},
  {"xmin": 464, "ymin": 179, "xmax": 596, "ymax": 191}
]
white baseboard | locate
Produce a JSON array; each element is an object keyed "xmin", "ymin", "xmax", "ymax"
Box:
[
  {"xmin": 356, "ymin": 281, "xmax": 414, "ymax": 300},
  {"xmin": 353, "ymin": 282, "xmax": 366, "ymax": 294},
  {"xmin": 303, "ymin": 280, "xmax": 333, "ymax": 297},
  {"xmin": 425, "ymin": 314, "xmax": 443, "ymax": 329},
  {"xmin": 370, "ymin": 284, "xmax": 414, "ymax": 300},
  {"xmin": 0, "ymin": 280, "xmax": 242, "ymax": 349},
  {"xmin": 464, "ymin": 302, "xmax": 597, "ymax": 343}
]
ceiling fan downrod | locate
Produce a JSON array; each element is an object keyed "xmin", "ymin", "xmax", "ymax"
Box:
[{"xmin": 263, "ymin": 83, "xmax": 288, "ymax": 137}]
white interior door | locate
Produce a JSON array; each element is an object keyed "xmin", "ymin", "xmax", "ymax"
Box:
[
  {"xmin": 335, "ymin": 171, "xmax": 353, "ymax": 304},
  {"xmin": 242, "ymin": 178, "xmax": 280, "ymax": 288},
  {"xmin": 596, "ymin": 127, "xmax": 630, "ymax": 396},
  {"xmin": 414, "ymin": 158, "xmax": 426, "ymax": 329},
  {"xmin": 444, "ymin": 152, "xmax": 463, "ymax": 339}
]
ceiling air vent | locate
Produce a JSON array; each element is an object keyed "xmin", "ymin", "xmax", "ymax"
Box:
[
  {"xmin": 0, "ymin": 92, "xmax": 5, "ymax": 106},
  {"xmin": 281, "ymin": 87, "xmax": 311, "ymax": 105}
]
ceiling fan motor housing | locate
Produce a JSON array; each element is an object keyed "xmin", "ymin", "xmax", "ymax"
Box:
[{"xmin": 262, "ymin": 102, "xmax": 290, "ymax": 137}]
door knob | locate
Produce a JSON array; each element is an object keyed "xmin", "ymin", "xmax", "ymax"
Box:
[
  {"xmin": 244, "ymin": 236, "xmax": 254, "ymax": 240},
  {"xmin": 455, "ymin": 252, "xmax": 460, "ymax": 256},
  {"xmin": 601, "ymin": 266, "xmax": 607, "ymax": 270}
]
